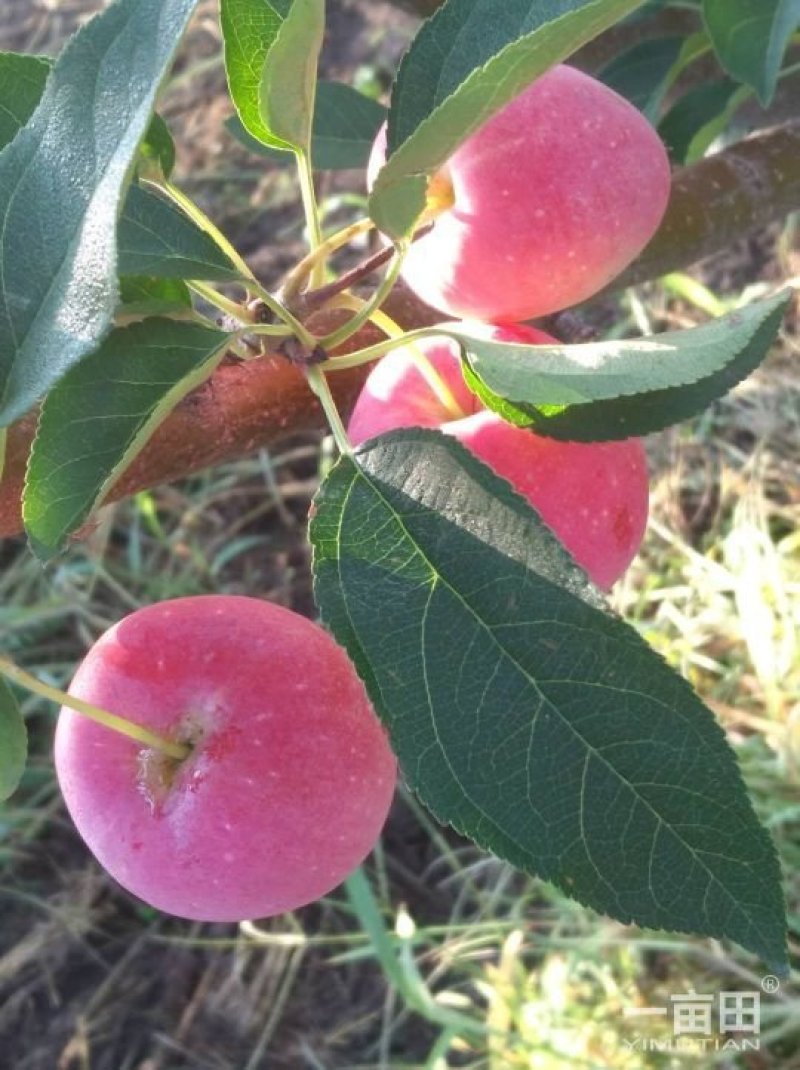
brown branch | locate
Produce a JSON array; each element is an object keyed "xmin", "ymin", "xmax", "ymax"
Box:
[
  {"xmin": 0, "ymin": 288, "xmax": 441, "ymax": 540},
  {"xmin": 1, "ymin": 121, "xmax": 799, "ymax": 541},
  {"xmin": 287, "ymin": 224, "xmax": 434, "ymax": 320},
  {"xmin": 605, "ymin": 119, "xmax": 800, "ymax": 293}
]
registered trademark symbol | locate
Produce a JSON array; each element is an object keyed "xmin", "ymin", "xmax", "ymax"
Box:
[{"xmin": 761, "ymin": 975, "xmax": 780, "ymax": 994}]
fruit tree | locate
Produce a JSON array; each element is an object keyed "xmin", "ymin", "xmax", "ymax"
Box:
[{"xmin": 0, "ymin": 0, "xmax": 798, "ymax": 987}]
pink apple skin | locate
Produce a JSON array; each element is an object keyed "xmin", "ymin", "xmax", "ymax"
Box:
[
  {"xmin": 55, "ymin": 596, "xmax": 396, "ymax": 922},
  {"xmin": 347, "ymin": 328, "xmax": 482, "ymax": 440},
  {"xmin": 348, "ymin": 327, "xmax": 649, "ymax": 589},
  {"xmin": 369, "ymin": 65, "xmax": 671, "ymax": 323}
]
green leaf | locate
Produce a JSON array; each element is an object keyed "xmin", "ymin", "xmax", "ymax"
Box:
[
  {"xmin": 0, "ymin": 51, "xmax": 175, "ymax": 178},
  {"xmin": 658, "ymin": 78, "xmax": 751, "ymax": 164},
  {"xmin": 449, "ymin": 292, "xmax": 789, "ymax": 440},
  {"xmin": 370, "ymin": 0, "xmax": 645, "ymax": 240},
  {"xmin": 220, "ymin": 0, "xmax": 325, "ymax": 153},
  {"xmin": 310, "ymin": 81, "xmax": 387, "ymax": 170},
  {"xmin": 0, "ymin": 0, "xmax": 201, "ymax": 430},
  {"xmin": 0, "ymin": 678, "xmax": 27, "ymax": 802},
  {"xmin": 224, "ymin": 115, "xmax": 284, "ymax": 157},
  {"xmin": 311, "ymin": 430, "xmax": 788, "ymax": 968},
  {"xmin": 117, "ymin": 185, "xmax": 243, "ymax": 281},
  {"xmin": 24, "ymin": 319, "xmax": 232, "ymax": 558},
  {"xmin": 118, "ymin": 277, "xmax": 192, "ymax": 316},
  {"xmin": 623, "ymin": 0, "xmax": 676, "ymax": 22},
  {"xmin": 597, "ymin": 36, "xmax": 684, "ymax": 118},
  {"xmin": 220, "ymin": 0, "xmax": 290, "ymax": 148},
  {"xmin": 702, "ymin": 0, "xmax": 800, "ymax": 106},
  {"xmin": 139, "ymin": 113, "xmax": 176, "ymax": 178},
  {"xmin": 226, "ymin": 81, "xmax": 387, "ymax": 170},
  {"xmin": 0, "ymin": 52, "xmax": 51, "ymax": 151}
]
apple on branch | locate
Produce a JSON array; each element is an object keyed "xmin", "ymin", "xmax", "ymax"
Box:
[
  {"xmin": 370, "ymin": 65, "xmax": 671, "ymax": 322},
  {"xmin": 348, "ymin": 325, "xmax": 649, "ymax": 590}
]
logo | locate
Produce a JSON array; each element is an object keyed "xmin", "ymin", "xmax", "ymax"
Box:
[{"xmin": 622, "ymin": 985, "xmax": 770, "ymax": 1053}]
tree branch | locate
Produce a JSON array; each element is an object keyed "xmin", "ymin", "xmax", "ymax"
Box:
[
  {"xmin": 1, "ymin": 121, "xmax": 798, "ymax": 541},
  {"xmin": 0, "ymin": 289, "xmax": 440, "ymax": 540},
  {"xmin": 606, "ymin": 120, "xmax": 800, "ymax": 292}
]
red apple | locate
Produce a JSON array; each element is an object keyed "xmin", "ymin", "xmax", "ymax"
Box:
[
  {"xmin": 369, "ymin": 65, "xmax": 671, "ymax": 322},
  {"xmin": 55, "ymin": 596, "xmax": 396, "ymax": 921},
  {"xmin": 348, "ymin": 326, "xmax": 649, "ymax": 589}
]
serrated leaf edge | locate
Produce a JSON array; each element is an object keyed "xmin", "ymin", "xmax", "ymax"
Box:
[
  {"xmin": 450, "ymin": 292, "xmax": 790, "ymax": 409},
  {"xmin": 309, "ymin": 430, "xmax": 787, "ymax": 965}
]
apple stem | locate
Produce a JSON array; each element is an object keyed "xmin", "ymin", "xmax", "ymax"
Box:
[
  {"xmin": 0, "ymin": 656, "xmax": 191, "ymax": 761},
  {"xmin": 293, "ymin": 244, "xmax": 397, "ymax": 316},
  {"xmin": 407, "ymin": 346, "xmax": 467, "ymax": 420},
  {"xmin": 369, "ymin": 307, "xmax": 465, "ymax": 420},
  {"xmin": 284, "ymin": 224, "xmax": 436, "ymax": 321}
]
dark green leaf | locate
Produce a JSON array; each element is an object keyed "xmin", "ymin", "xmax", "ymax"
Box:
[
  {"xmin": 118, "ymin": 185, "xmax": 243, "ymax": 281},
  {"xmin": 220, "ymin": 0, "xmax": 325, "ymax": 153},
  {"xmin": 226, "ymin": 81, "xmax": 387, "ymax": 170},
  {"xmin": 703, "ymin": 0, "xmax": 800, "ymax": 105},
  {"xmin": 311, "ymin": 82, "xmax": 387, "ymax": 169},
  {"xmin": 0, "ymin": 0, "xmax": 201, "ymax": 429},
  {"xmin": 597, "ymin": 36, "xmax": 684, "ymax": 118},
  {"xmin": 659, "ymin": 78, "xmax": 751, "ymax": 164},
  {"xmin": 24, "ymin": 319, "xmax": 232, "ymax": 557},
  {"xmin": 371, "ymin": 0, "xmax": 644, "ymax": 239},
  {"xmin": 0, "ymin": 52, "xmax": 51, "ymax": 151},
  {"xmin": 0, "ymin": 678, "xmax": 27, "ymax": 802},
  {"xmin": 450, "ymin": 293, "xmax": 789, "ymax": 440},
  {"xmin": 118, "ymin": 277, "xmax": 192, "ymax": 316},
  {"xmin": 311, "ymin": 430, "xmax": 787, "ymax": 969}
]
